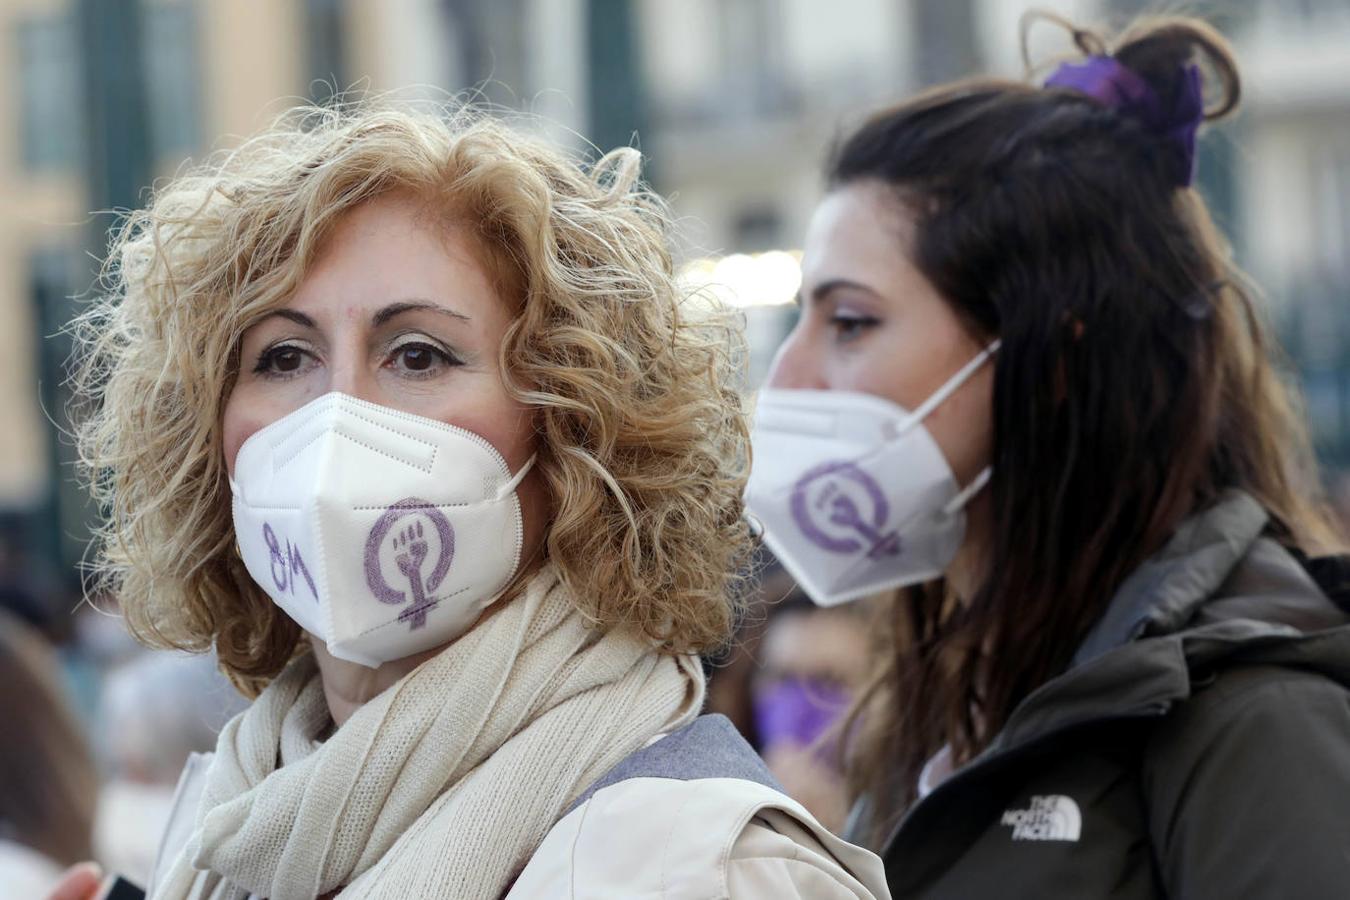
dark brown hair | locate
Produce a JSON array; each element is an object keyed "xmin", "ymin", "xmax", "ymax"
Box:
[
  {"xmin": 0, "ymin": 610, "xmax": 98, "ymax": 865},
  {"xmin": 834, "ymin": 14, "xmax": 1344, "ymax": 845}
]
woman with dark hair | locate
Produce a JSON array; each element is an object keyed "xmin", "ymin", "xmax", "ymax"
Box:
[{"xmin": 746, "ymin": 14, "xmax": 1350, "ymax": 898}]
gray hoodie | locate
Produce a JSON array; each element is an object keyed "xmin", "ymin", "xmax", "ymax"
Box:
[{"xmin": 863, "ymin": 490, "xmax": 1350, "ymax": 898}]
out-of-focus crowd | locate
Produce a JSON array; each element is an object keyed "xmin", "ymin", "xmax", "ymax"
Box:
[{"xmin": 0, "ymin": 550, "xmax": 247, "ymax": 893}]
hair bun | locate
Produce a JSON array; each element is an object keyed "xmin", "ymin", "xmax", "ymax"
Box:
[
  {"xmin": 1027, "ymin": 13, "xmax": 1242, "ymax": 188},
  {"xmin": 1112, "ymin": 16, "xmax": 1241, "ymax": 124},
  {"xmin": 1044, "ymin": 54, "xmax": 1204, "ymax": 186}
]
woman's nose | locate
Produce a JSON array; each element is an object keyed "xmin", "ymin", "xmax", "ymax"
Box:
[
  {"xmin": 764, "ymin": 327, "xmax": 826, "ymax": 391},
  {"xmin": 326, "ymin": 356, "xmax": 380, "ymax": 403}
]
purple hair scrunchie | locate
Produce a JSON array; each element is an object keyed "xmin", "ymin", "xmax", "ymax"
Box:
[{"xmin": 1045, "ymin": 56, "xmax": 1204, "ymax": 187}]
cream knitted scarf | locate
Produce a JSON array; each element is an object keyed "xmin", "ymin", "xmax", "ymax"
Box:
[{"xmin": 153, "ymin": 564, "xmax": 703, "ymax": 900}]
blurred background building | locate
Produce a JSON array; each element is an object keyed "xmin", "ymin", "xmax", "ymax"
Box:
[
  {"xmin": 0, "ymin": 0, "xmax": 1347, "ymax": 875},
  {"xmin": 3, "ymin": 0, "xmax": 1349, "ymax": 600}
]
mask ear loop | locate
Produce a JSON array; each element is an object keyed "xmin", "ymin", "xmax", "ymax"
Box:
[
  {"xmin": 913, "ymin": 338, "xmax": 1000, "ymax": 517},
  {"xmin": 903, "ymin": 339, "xmax": 1003, "ymax": 430},
  {"xmin": 494, "ymin": 454, "xmax": 537, "ymax": 500},
  {"xmin": 942, "ymin": 466, "xmax": 992, "ymax": 517},
  {"xmin": 225, "ymin": 475, "xmax": 244, "ymax": 559}
]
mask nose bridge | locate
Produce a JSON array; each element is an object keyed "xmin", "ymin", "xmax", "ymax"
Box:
[{"xmin": 268, "ymin": 400, "xmax": 439, "ymax": 476}]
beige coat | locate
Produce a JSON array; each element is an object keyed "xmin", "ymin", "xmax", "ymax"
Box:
[{"xmin": 150, "ymin": 744, "xmax": 890, "ymax": 899}]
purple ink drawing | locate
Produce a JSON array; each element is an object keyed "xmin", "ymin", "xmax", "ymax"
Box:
[
  {"xmin": 790, "ymin": 461, "xmax": 901, "ymax": 559},
  {"xmin": 262, "ymin": 522, "xmax": 318, "ymax": 600},
  {"xmin": 363, "ymin": 498, "xmax": 455, "ymax": 629}
]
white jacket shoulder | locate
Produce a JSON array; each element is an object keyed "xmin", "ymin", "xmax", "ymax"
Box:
[
  {"xmin": 151, "ymin": 743, "xmax": 891, "ymax": 899},
  {"xmin": 508, "ymin": 776, "xmax": 890, "ymax": 899}
]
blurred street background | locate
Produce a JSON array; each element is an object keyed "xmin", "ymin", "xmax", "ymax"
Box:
[{"xmin": 0, "ymin": 0, "xmax": 1347, "ymax": 884}]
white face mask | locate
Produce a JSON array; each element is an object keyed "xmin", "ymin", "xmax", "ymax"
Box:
[
  {"xmin": 745, "ymin": 341, "xmax": 999, "ymax": 606},
  {"xmin": 230, "ymin": 392, "xmax": 535, "ymax": 667}
]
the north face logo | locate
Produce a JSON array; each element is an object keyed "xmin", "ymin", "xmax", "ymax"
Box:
[{"xmin": 1000, "ymin": 795, "xmax": 1082, "ymax": 842}]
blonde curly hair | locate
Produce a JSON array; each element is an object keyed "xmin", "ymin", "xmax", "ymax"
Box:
[{"xmin": 73, "ymin": 102, "xmax": 751, "ymax": 695}]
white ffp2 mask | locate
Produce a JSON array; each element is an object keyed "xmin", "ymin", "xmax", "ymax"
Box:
[
  {"xmin": 230, "ymin": 392, "xmax": 534, "ymax": 667},
  {"xmin": 745, "ymin": 342, "xmax": 998, "ymax": 606}
]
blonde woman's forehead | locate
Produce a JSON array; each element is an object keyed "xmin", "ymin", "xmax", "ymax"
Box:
[{"xmin": 282, "ymin": 194, "xmax": 506, "ymax": 328}]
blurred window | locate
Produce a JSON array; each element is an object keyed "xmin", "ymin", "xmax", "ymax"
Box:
[
  {"xmin": 716, "ymin": 0, "xmax": 790, "ymax": 116},
  {"xmin": 733, "ymin": 205, "xmax": 783, "ymax": 252},
  {"xmin": 1261, "ymin": 0, "xmax": 1350, "ymax": 26},
  {"xmin": 28, "ymin": 246, "xmax": 87, "ymax": 574},
  {"xmin": 912, "ymin": 0, "xmax": 978, "ymax": 85},
  {"xmin": 143, "ymin": 0, "xmax": 201, "ymax": 160},
  {"xmin": 306, "ymin": 0, "xmax": 349, "ymax": 105},
  {"xmin": 446, "ymin": 0, "xmax": 529, "ymax": 106},
  {"xmin": 1315, "ymin": 142, "xmax": 1350, "ymax": 276},
  {"xmin": 15, "ymin": 14, "xmax": 83, "ymax": 170}
]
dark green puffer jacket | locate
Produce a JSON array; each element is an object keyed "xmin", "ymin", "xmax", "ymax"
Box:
[{"xmin": 858, "ymin": 491, "xmax": 1350, "ymax": 898}]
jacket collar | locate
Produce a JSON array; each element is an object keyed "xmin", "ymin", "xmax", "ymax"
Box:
[
  {"xmin": 1070, "ymin": 490, "xmax": 1268, "ymax": 666},
  {"xmin": 879, "ymin": 491, "xmax": 1350, "ymax": 859},
  {"xmin": 994, "ymin": 490, "xmax": 1350, "ymax": 754}
]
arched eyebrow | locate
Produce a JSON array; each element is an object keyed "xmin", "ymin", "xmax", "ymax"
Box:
[
  {"xmin": 254, "ymin": 301, "xmax": 471, "ymax": 329},
  {"xmin": 258, "ymin": 309, "xmax": 315, "ymax": 328},
  {"xmin": 802, "ymin": 278, "xmax": 881, "ymax": 307},
  {"xmin": 371, "ymin": 300, "xmax": 470, "ymax": 327}
]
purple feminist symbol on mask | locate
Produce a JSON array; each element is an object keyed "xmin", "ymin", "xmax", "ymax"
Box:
[
  {"xmin": 790, "ymin": 461, "xmax": 901, "ymax": 558},
  {"xmin": 364, "ymin": 498, "xmax": 455, "ymax": 629}
]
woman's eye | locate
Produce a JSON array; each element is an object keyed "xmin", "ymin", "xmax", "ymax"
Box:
[
  {"xmin": 253, "ymin": 344, "xmax": 315, "ymax": 378},
  {"xmin": 386, "ymin": 341, "xmax": 460, "ymax": 377},
  {"xmin": 830, "ymin": 314, "xmax": 880, "ymax": 342}
]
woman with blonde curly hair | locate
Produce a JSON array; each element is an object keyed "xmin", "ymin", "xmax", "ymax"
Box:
[{"xmin": 55, "ymin": 104, "xmax": 888, "ymax": 900}]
